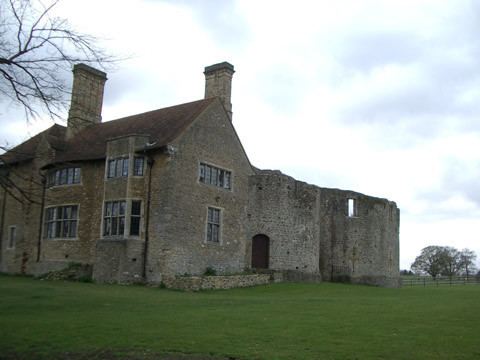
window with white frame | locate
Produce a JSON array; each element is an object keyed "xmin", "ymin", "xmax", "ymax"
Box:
[
  {"xmin": 107, "ymin": 157, "xmax": 129, "ymax": 178},
  {"xmin": 44, "ymin": 205, "xmax": 79, "ymax": 239},
  {"xmin": 199, "ymin": 163, "xmax": 231, "ymax": 190},
  {"xmin": 206, "ymin": 207, "xmax": 221, "ymax": 243},
  {"xmin": 8, "ymin": 226, "xmax": 16, "ymax": 248},
  {"xmin": 47, "ymin": 167, "xmax": 81, "ymax": 187}
]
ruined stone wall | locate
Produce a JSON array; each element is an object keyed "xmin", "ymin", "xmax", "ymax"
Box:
[
  {"xmin": 319, "ymin": 189, "xmax": 400, "ymax": 287},
  {"xmin": 247, "ymin": 171, "xmax": 321, "ymax": 273},
  {"xmin": 246, "ymin": 171, "xmax": 400, "ymax": 287},
  {"xmin": 146, "ymin": 99, "xmax": 253, "ymax": 283}
]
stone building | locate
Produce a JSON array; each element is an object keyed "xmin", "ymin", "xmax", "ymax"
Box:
[{"xmin": 0, "ymin": 62, "xmax": 400, "ymax": 287}]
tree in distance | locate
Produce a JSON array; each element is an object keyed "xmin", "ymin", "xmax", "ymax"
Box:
[
  {"xmin": 0, "ymin": 0, "xmax": 116, "ymax": 120},
  {"xmin": 411, "ymin": 246, "xmax": 478, "ymax": 278}
]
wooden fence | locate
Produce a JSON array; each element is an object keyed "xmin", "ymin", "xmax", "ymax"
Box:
[{"xmin": 401, "ymin": 275, "xmax": 480, "ymax": 287}]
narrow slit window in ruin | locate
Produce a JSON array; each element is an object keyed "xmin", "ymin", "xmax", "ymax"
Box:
[{"xmin": 348, "ymin": 198, "xmax": 357, "ymax": 217}]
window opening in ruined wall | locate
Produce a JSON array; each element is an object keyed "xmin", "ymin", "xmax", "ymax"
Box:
[
  {"xmin": 348, "ymin": 198, "xmax": 357, "ymax": 217},
  {"xmin": 44, "ymin": 205, "xmax": 79, "ymax": 239},
  {"xmin": 206, "ymin": 207, "xmax": 221, "ymax": 243},
  {"xmin": 8, "ymin": 226, "xmax": 16, "ymax": 248},
  {"xmin": 47, "ymin": 167, "xmax": 81, "ymax": 187},
  {"xmin": 199, "ymin": 163, "xmax": 231, "ymax": 190}
]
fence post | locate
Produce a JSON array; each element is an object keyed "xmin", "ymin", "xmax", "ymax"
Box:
[{"xmin": 423, "ymin": 277, "xmax": 426, "ymax": 287}]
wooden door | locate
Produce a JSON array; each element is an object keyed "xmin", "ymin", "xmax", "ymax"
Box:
[{"xmin": 252, "ymin": 234, "xmax": 269, "ymax": 269}]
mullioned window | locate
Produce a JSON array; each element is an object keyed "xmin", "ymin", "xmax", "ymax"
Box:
[
  {"xmin": 199, "ymin": 163, "xmax": 231, "ymax": 190},
  {"xmin": 47, "ymin": 167, "xmax": 81, "ymax": 187}
]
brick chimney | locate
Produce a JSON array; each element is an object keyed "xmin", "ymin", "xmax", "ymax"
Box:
[
  {"xmin": 66, "ymin": 64, "xmax": 107, "ymax": 139},
  {"xmin": 204, "ymin": 62, "xmax": 234, "ymax": 119}
]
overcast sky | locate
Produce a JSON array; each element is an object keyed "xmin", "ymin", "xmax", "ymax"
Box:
[{"xmin": 1, "ymin": 0, "xmax": 479, "ymax": 269}]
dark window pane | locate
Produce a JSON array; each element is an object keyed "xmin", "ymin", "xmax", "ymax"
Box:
[
  {"xmin": 46, "ymin": 208, "xmax": 54, "ymax": 221},
  {"xmin": 205, "ymin": 165, "xmax": 211, "ymax": 184},
  {"xmin": 122, "ymin": 158, "xmax": 129, "ymax": 176},
  {"xmin": 199, "ymin": 163, "xmax": 205, "ymax": 182},
  {"xmin": 134, "ymin": 157, "xmax": 144, "ymax": 176},
  {"xmin": 130, "ymin": 217, "xmax": 140, "ymax": 236},
  {"xmin": 108, "ymin": 160, "xmax": 115, "ymax": 178},
  {"xmin": 207, "ymin": 223, "xmax": 212, "ymax": 241},
  {"xmin": 69, "ymin": 221, "xmax": 77, "ymax": 237},
  {"xmin": 119, "ymin": 201, "xmax": 126, "ymax": 215},
  {"xmin": 55, "ymin": 221, "xmax": 62, "ymax": 237},
  {"xmin": 211, "ymin": 167, "xmax": 218, "ymax": 186},
  {"xmin": 218, "ymin": 170, "xmax": 224, "ymax": 187},
  {"xmin": 60, "ymin": 169, "xmax": 67, "ymax": 185},
  {"xmin": 46, "ymin": 223, "xmax": 53, "ymax": 238},
  {"xmin": 225, "ymin": 172, "xmax": 231, "ymax": 189},
  {"xmin": 131, "ymin": 201, "xmax": 141, "ymax": 215},
  {"xmin": 112, "ymin": 202, "xmax": 119, "ymax": 216},
  {"xmin": 67, "ymin": 168, "xmax": 74, "ymax": 184},
  {"xmin": 73, "ymin": 168, "xmax": 81, "ymax": 183},
  {"xmin": 104, "ymin": 218, "xmax": 111, "ymax": 236},
  {"xmin": 63, "ymin": 220, "xmax": 69, "ymax": 238},
  {"xmin": 71, "ymin": 206, "xmax": 78, "ymax": 219},
  {"xmin": 119, "ymin": 216, "xmax": 125, "ymax": 235},
  {"xmin": 111, "ymin": 217, "xmax": 118, "ymax": 235}
]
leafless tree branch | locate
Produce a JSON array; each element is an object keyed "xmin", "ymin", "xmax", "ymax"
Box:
[{"xmin": 0, "ymin": 0, "xmax": 117, "ymax": 121}]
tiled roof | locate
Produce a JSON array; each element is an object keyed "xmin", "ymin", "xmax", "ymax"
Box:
[
  {"xmin": 1, "ymin": 98, "xmax": 215, "ymax": 166},
  {"xmin": 0, "ymin": 124, "xmax": 66, "ymax": 165}
]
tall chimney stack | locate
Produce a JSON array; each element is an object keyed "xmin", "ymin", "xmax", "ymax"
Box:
[
  {"xmin": 66, "ymin": 64, "xmax": 107, "ymax": 139},
  {"xmin": 204, "ymin": 62, "xmax": 234, "ymax": 119}
]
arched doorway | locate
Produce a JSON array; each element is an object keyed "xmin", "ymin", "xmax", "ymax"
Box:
[{"xmin": 252, "ymin": 234, "xmax": 270, "ymax": 269}]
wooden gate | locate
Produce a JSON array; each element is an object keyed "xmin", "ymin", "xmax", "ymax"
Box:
[{"xmin": 252, "ymin": 234, "xmax": 269, "ymax": 269}]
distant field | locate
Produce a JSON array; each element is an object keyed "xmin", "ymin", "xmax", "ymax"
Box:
[{"xmin": 1, "ymin": 275, "xmax": 479, "ymax": 360}]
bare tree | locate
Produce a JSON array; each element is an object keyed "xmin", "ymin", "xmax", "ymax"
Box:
[
  {"xmin": 0, "ymin": 0, "xmax": 115, "ymax": 120},
  {"xmin": 458, "ymin": 248, "xmax": 477, "ymax": 277}
]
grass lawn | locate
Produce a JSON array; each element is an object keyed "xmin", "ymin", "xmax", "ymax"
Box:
[{"xmin": 0, "ymin": 275, "xmax": 479, "ymax": 360}]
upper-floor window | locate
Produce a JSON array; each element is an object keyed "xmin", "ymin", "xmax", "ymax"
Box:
[
  {"xmin": 8, "ymin": 226, "xmax": 16, "ymax": 248},
  {"xmin": 133, "ymin": 156, "xmax": 145, "ymax": 176},
  {"xmin": 107, "ymin": 157, "xmax": 128, "ymax": 178},
  {"xmin": 47, "ymin": 167, "xmax": 81, "ymax": 187},
  {"xmin": 206, "ymin": 207, "xmax": 221, "ymax": 243},
  {"xmin": 347, "ymin": 198, "xmax": 358, "ymax": 217},
  {"xmin": 199, "ymin": 163, "xmax": 231, "ymax": 190},
  {"xmin": 44, "ymin": 205, "xmax": 79, "ymax": 239}
]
